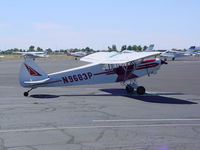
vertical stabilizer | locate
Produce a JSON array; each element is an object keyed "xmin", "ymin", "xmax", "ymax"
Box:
[
  {"xmin": 145, "ymin": 44, "xmax": 155, "ymax": 52},
  {"xmin": 19, "ymin": 58, "xmax": 48, "ymax": 87},
  {"xmin": 185, "ymin": 46, "xmax": 195, "ymax": 55}
]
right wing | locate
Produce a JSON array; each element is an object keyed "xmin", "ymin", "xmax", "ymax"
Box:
[
  {"xmin": 80, "ymin": 52, "xmax": 118, "ymax": 63},
  {"xmin": 81, "ymin": 51, "xmax": 161, "ymax": 64}
]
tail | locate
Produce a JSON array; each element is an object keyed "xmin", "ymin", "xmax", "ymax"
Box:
[
  {"xmin": 44, "ymin": 49, "xmax": 48, "ymax": 55},
  {"xmin": 185, "ymin": 46, "xmax": 195, "ymax": 55},
  {"xmin": 19, "ymin": 58, "xmax": 49, "ymax": 87},
  {"xmin": 145, "ymin": 44, "xmax": 154, "ymax": 52}
]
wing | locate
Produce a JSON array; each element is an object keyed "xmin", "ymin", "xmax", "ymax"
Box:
[
  {"xmin": 13, "ymin": 52, "xmax": 25, "ymax": 54},
  {"xmin": 81, "ymin": 51, "xmax": 161, "ymax": 64},
  {"xmin": 81, "ymin": 52, "xmax": 118, "ymax": 62},
  {"xmin": 13, "ymin": 51, "xmax": 45, "ymax": 55}
]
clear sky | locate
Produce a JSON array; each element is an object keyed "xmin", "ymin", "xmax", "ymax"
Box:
[{"xmin": 0, "ymin": 0, "xmax": 200, "ymax": 50}]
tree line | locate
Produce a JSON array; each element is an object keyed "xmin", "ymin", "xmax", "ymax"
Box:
[
  {"xmin": 0, "ymin": 44, "xmax": 149, "ymax": 55},
  {"xmin": 108, "ymin": 44, "xmax": 148, "ymax": 52}
]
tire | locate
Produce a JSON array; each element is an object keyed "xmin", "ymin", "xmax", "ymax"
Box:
[
  {"xmin": 136, "ymin": 86, "xmax": 145, "ymax": 95},
  {"xmin": 24, "ymin": 92, "xmax": 29, "ymax": 97}
]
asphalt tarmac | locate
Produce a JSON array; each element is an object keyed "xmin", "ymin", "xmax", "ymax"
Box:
[{"xmin": 0, "ymin": 56, "xmax": 200, "ymax": 150}]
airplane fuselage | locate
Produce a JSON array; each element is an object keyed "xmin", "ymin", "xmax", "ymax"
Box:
[{"xmin": 23, "ymin": 58, "xmax": 162, "ymax": 88}]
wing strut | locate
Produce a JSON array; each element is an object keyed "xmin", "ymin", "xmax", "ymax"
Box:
[{"xmin": 122, "ymin": 61, "xmax": 136, "ymax": 83}]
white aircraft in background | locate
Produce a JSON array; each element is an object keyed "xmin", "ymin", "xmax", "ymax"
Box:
[
  {"xmin": 0, "ymin": 55, "xmax": 4, "ymax": 58},
  {"xmin": 70, "ymin": 51, "xmax": 87, "ymax": 57},
  {"xmin": 13, "ymin": 50, "xmax": 48, "ymax": 58},
  {"xmin": 142, "ymin": 45, "xmax": 196, "ymax": 60},
  {"xmin": 160, "ymin": 46, "xmax": 195, "ymax": 60},
  {"xmin": 190, "ymin": 46, "xmax": 200, "ymax": 56},
  {"xmin": 66, "ymin": 50, "xmax": 87, "ymax": 57},
  {"xmin": 19, "ymin": 51, "xmax": 167, "ymax": 97}
]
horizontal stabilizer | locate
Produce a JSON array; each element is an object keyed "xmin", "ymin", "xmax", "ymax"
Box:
[{"xmin": 24, "ymin": 77, "xmax": 50, "ymax": 85}]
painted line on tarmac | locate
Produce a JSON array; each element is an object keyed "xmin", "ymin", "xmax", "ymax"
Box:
[
  {"xmin": 0, "ymin": 123, "xmax": 200, "ymax": 133},
  {"xmin": 93, "ymin": 118, "xmax": 200, "ymax": 122}
]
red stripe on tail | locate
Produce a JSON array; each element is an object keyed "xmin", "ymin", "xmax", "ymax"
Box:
[{"xmin": 24, "ymin": 63, "xmax": 42, "ymax": 76}]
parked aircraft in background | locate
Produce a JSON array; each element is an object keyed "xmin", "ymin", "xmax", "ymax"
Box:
[
  {"xmin": 13, "ymin": 50, "xmax": 48, "ymax": 58},
  {"xmin": 160, "ymin": 46, "xmax": 196, "ymax": 60},
  {"xmin": 19, "ymin": 51, "xmax": 167, "ymax": 97},
  {"xmin": 143, "ymin": 45, "xmax": 196, "ymax": 60},
  {"xmin": 70, "ymin": 51, "xmax": 87, "ymax": 57},
  {"xmin": 66, "ymin": 50, "xmax": 88, "ymax": 58},
  {"xmin": 0, "ymin": 55, "xmax": 4, "ymax": 58},
  {"xmin": 190, "ymin": 46, "xmax": 200, "ymax": 56}
]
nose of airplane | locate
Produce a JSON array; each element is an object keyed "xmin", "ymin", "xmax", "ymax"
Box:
[{"xmin": 161, "ymin": 59, "xmax": 168, "ymax": 65}]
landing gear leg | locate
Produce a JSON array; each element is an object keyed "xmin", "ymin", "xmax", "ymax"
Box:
[
  {"xmin": 125, "ymin": 85, "xmax": 134, "ymax": 93},
  {"xmin": 23, "ymin": 88, "xmax": 34, "ymax": 97}
]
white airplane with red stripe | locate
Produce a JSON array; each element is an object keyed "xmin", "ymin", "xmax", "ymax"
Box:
[{"xmin": 19, "ymin": 51, "xmax": 167, "ymax": 96}]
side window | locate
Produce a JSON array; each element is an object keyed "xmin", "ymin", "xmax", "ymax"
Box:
[{"xmin": 102, "ymin": 64, "xmax": 115, "ymax": 71}]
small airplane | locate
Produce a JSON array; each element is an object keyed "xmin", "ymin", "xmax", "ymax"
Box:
[
  {"xmin": 66, "ymin": 50, "xmax": 87, "ymax": 57},
  {"xmin": 19, "ymin": 51, "xmax": 167, "ymax": 97},
  {"xmin": 13, "ymin": 50, "xmax": 48, "ymax": 59},
  {"xmin": 160, "ymin": 47, "xmax": 195, "ymax": 60},
  {"xmin": 0, "ymin": 55, "xmax": 4, "ymax": 58},
  {"xmin": 189, "ymin": 46, "xmax": 200, "ymax": 56},
  {"xmin": 147, "ymin": 46, "xmax": 195, "ymax": 61},
  {"xmin": 70, "ymin": 51, "xmax": 87, "ymax": 57}
]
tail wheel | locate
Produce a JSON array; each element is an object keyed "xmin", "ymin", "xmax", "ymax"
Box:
[
  {"xmin": 24, "ymin": 92, "xmax": 29, "ymax": 97},
  {"xmin": 23, "ymin": 88, "xmax": 34, "ymax": 97},
  {"xmin": 136, "ymin": 86, "xmax": 145, "ymax": 95},
  {"xmin": 125, "ymin": 85, "xmax": 134, "ymax": 93}
]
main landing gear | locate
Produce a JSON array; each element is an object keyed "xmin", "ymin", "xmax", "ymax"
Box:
[
  {"xmin": 125, "ymin": 84, "xmax": 146, "ymax": 95},
  {"xmin": 23, "ymin": 88, "xmax": 34, "ymax": 97}
]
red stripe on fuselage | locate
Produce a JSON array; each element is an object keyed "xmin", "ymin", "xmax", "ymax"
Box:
[
  {"xmin": 136, "ymin": 63, "xmax": 159, "ymax": 70},
  {"xmin": 141, "ymin": 58, "xmax": 156, "ymax": 64}
]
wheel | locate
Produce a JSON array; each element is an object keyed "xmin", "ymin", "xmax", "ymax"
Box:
[
  {"xmin": 24, "ymin": 92, "xmax": 29, "ymax": 97},
  {"xmin": 136, "ymin": 86, "xmax": 145, "ymax": 95},
  {"xmin": 125, "ymin": 85, "xmax": 134, "ymax": 93}
]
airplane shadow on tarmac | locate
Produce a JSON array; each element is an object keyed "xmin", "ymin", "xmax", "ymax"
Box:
[
  {"xmin": 101, "ymin": 89, "xmax": 197, "ymax": 104},
  {"xmin": 30, "ymin": 88, "xmax": 197, "ymax": 104}
]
